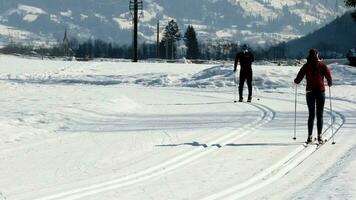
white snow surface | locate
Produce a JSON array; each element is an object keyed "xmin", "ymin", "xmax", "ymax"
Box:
[
  {"xmin": 113, "ymin": 17, "xmax": 132, "ymax": 30},
  {"xmin": 60, "ymin": 10, "xmax": 72, "ymax": 18},
  {"xmin": 0, "ymin": 55, "xmax": 355, "ymax": 200},
  {"xmin": 17, "ymin": 4, "xmax": 47, "ymax": 23},
  {"xmin": 17, "ymin": 4, "xmax": 47, "ymax": 15}
]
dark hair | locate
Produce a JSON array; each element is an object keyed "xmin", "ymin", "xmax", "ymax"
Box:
[{"xmin": 307, "ymin": 49, "xmax": 319, "ymax": 69}]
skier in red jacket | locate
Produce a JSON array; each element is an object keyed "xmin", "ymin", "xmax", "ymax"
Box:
[{"xmin": 294, "ymin": 49, "xmax": 333, "ymax": 144}]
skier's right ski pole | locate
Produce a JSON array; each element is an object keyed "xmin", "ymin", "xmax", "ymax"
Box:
[
  {"xmin": 234, "ymin": 72, "xmax": 237, "ymax": 103},
  {"xmin": 293, "ymin": 84, "xmax": 297, "ymax": 140},
  {"xmin": 329, "ymin": 86, "xmax": 335, "ymax": 145}
]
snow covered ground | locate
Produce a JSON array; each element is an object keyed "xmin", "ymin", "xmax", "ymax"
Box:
[{"xmin": 0, "ymin": 54, "xmax": 355, "ymax": 200}]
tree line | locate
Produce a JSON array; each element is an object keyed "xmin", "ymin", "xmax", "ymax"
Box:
[
  {"xmin": 0, "ymin": 36, "xmax": 316, "ymax": 61},
  {"xmin": 0, "ymin": 20, "xmax": 200, "ymax": 60},
  {"xmin": 345, "ymin": 0, "xmax": 356, "ymax": 20}
]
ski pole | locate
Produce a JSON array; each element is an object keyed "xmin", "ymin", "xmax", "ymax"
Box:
[
  {"xmin": 253, "ymin": 77, "xmax": 260, "ymax": 101},
  {"xmin": 234, "ymin": 72, "xmax": 237, "ymax": 103},
  {"xmin": 293, "ymin": 84, "xmax": 297, "ymax": 140},
  {"xmin": 329, "ymin": 87, "xmax": 335, "ymax": 144}
]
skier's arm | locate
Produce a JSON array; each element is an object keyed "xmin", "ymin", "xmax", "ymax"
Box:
[
  {"xmin": 324, "ymin": 65, "xmax": 333, "ymax": 86},
  {"xmin": 234, "ymin": 54, "xmax": 239, "ymax": 72},
  {"xmin": 294, "ymin": 65, "xmax": 306, "ymax": 84}
]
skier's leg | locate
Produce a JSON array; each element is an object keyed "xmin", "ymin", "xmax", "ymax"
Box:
[
  {"xmin": 306, "ymin": 92, "xmax": 316, "ymax": 138},
  {"xmin": 247, "ymin": 71, "xmax": 253, "ymax": 101},
  {"xmin": 316, "ymin": 91, "xmax": 326, "ymax": 139},
  {"xmin": 239, "ymin": 71, "xmax": 246, "ymax": 101}
]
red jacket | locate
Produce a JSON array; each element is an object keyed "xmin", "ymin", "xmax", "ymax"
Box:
[{"xmin": 294, "ymin": 61, "xmax": 333, "ymax": 92}]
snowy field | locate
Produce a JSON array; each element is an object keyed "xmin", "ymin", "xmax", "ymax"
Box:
[{"xmin": 0, "ymin": 55, "xmax": 355, "ymax": 200}]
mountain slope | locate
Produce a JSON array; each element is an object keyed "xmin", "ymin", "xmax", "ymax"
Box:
[
  {"xmin": 0, "ymin": 0, "xmax": 348, "ymax": 46},
  {"xmin": 285, "ymin": 12, "xmax": 356, "ymax": 58}
]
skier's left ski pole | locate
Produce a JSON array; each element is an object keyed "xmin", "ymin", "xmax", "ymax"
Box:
[
  {"xmin": 329, "ymin": 86, "xmax": 335, "ymax": 145},
  {"xmin": 253, "ymin": 77, "xmax": 260, "ymax": 101},
  {"xmin": 293, "ymin": 84, "xmax": 297, "ymax": 140}
]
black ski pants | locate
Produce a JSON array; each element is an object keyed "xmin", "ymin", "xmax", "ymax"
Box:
[
  {"xmin": 239, "ymin": 70, "xmax": 252, "ymax": 99},
  {"xmin": 306, "ymin": 91, "xmax": 325, "ymax": 137}
]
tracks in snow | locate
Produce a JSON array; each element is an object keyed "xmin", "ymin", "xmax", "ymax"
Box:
[
  {"xmin": 203, "ymin": 96, "xmax": 348, "ymax": 200},
  {"xmin": 31, "ymin": 90, "xmax": 348, "ymax": 200},
  {"xmin": 33, "ymin": 92, "xmax": 275, "ymax": 200}
]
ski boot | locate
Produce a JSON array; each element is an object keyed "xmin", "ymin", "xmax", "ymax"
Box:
[
  {"xmin": 247, "ymin": 97, "xmax": 252, "ymax": 103},
  {"xmin": 306, "ymin": 136, "xmax": 313, "ymax": 144},
  {"xmin": 303, "ymin": 135, "xmax": 314, "ymax": 147},
  {"xmin": 238, "ymin": 98, "xmax": 243, "ymax": 102},
  {"xmin": 317, "ymin": 136, "xmax": 327, "ymax": 145}
]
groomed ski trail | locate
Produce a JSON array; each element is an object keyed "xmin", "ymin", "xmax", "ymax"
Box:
[
  {"xmin": 203, "ymin": 96, "xmax": 347, "ymax": 200},
  {"xmin": 32, "ymin": 93, "xmax": 275, "ymax": 200}
]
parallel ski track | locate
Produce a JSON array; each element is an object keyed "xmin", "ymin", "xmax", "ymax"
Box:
[
  {"xmin": 32, "ymin": 91, "xmax": 275, "ymax": 200},
  {"xmin": 203, "ymin": 96, "xmax": 347, "ymax": 200}
]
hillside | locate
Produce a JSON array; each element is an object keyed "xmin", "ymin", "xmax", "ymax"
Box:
[
  {"xmin": 0, "ymin": 0, "xmax": 348, "ymax": 46},
  {"xmin": 284, "ymin": 12, "xmax": 356, "ymax": 58}
]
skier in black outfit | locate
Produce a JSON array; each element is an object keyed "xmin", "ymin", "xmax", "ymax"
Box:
[{"xmin": 234, "ymin": 44, "xmax": 255, "ymax": 102}]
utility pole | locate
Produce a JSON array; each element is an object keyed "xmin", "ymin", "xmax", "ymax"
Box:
[
  {"xmin": 129, "ymin": 0, "xmax": 143, "ymax": 62},
  {"xmin": 157, "ymin": 21, "xmax": 160, "ymax": 58}
]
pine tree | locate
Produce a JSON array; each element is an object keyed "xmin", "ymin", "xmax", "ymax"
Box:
[
  {"xmin": 162, "ymin": 20, "xmax": 181, "ymax": 59},
  {"xmin": 345, "ymin": 0, "xmax": 356, "ymax": 21},
  {"xmin": 184, "ymin": 25, "xmax": 200, "ymax": 59}
]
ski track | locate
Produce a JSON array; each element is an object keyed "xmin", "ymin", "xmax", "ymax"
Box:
[
  {"xmin": 31, "ymin": 92, "xmax": 275, "ymax": 200},
  {"xmin": 4, "ymin": 88, "xmax": 350, "ymax": 200},
  {"xmin": 202, "ymin": 96, "xmax": 348, "ymax": 200},
  {"xmin": 291, "ymin": 143, "xmax": 356, "ymax": 200},
  {"xmin": 46, "ymin": 91, "xmax": 347, "ymax": 200}
]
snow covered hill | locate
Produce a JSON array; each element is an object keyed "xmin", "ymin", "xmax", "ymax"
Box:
[{"xmin": 0, "ymin": 0, "xmax": 349, "ymax": 46}]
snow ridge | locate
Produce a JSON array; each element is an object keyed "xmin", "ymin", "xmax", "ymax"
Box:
[{"xmin": 2, "ymin": 64, "xmax": 355, "ymax": 89}]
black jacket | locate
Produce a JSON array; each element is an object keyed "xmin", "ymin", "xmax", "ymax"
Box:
[{"xmin": 234, "ymin": 51, "xmax": 255, "ymax": 72}]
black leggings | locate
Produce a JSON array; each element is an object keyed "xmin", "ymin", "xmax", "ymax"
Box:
[
  {"xmin": 306, "ymin": 91, "xmax": 325, "ymax": 137},
  {"xmin": 239, "ymin": 70, "xmax": 252, "ymax": 99}
]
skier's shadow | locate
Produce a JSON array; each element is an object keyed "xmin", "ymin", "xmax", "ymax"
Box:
[
  {"xmin": 156, "ymin": 142, "xmax": 302, "ymax": 148},
  {"xmin": 156, "ymin": 141, "xmax": 208, "ymax": 148}
]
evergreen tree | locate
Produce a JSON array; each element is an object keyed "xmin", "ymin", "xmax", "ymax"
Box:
[
  {"xmin": 159, "ymin": 40, "xmax": 166, "ymax": 59},
  {"xmin": 162, "ymin": 20, "xmax": 181, "ymax": 59},
  {"xmin": 345, "ymin": 0, "xmax": 356, "ymax": 21},
  {"xmin": 184, "ymin": 25, "xmax": 200, "ymax": 59}
]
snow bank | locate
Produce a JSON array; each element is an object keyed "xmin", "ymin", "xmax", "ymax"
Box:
[
  {"xmin": 0, "ymin": 56, "xmax": 354, "ymax": 90},
  {"xmin": 329, "ymin": 64, "xmax": 356, "ymax": 86},
  {"xmin": 181, "ymin": 65, "xmax": 235, "ymax": 88}
]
